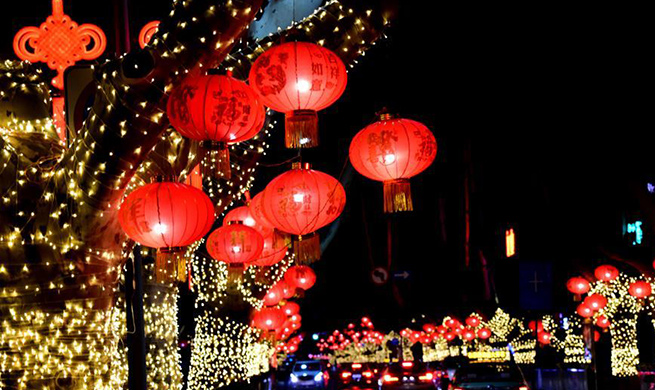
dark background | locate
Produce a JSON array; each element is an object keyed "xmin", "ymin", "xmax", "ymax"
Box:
[{"xmin": 2, "ymin": 0, "xmax": 653, "ymax": 337}]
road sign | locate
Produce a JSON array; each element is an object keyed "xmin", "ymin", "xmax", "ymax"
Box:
[
  {"xmin": 393, "ymin": 271, "xmax": 411, "ymax": 280},
  {"xmin": 371, "ymin": 267, "xmax": 389, "ymax": 285}
]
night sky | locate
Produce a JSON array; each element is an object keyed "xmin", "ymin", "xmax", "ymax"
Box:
[{"xmin": 2, "ymin": 0, "xmax": 653, "ymax": 335}]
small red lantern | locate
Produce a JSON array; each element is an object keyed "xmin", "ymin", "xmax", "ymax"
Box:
[
  {"xmin": 261, "ymin": 163, "xmax": 346, "ymax": 263},
  {"xmin": 282, "ymin": 301, "xmax": 300, "ymax": 317},
  {"xmin": 577, "ymin": 303, "xmax": 594, "ymax": 318},
  {"xmin": 444, "ymin": 332, "xmax": 456, "ymax": 341},
  {"xmin": 463, "ymin": 329, "xmax": 476, "ymax": 342},
  {"xmin": 566, "ymin": 277, "xmax": 591, "ymax": 295},
  {"xmin": 477, "ymin": 328, "xmax": 491, "ymax": 340},
  {"xmin": 445, "ymin": 318, "xmax": 461, "ymax": 329},
  {"xmin": 422, "ymin": 324, "xmax": 435, "ymax": 334},
  {"xmin": 584, "ymin": 294, "xmax": 608, "ymax": 311},
  {"xmin": 595, "ymin": 265, "xmax": 619, "ymax": 282},
  {"xmin": 349, "ymin": 116, "xmax": 437, "ymax": 213},
  {"xmin": 118, "ymin": 180, "xmax": 215, "ymax": 282},
  {"xmin": 465, "ymin": 316, "xmax": 480, "ymax": 328},
  {"xmin": 436, "ymin": 325, "xmax": 447, "ymax": 334},
  {"xmin": 167, "ymin": 72, "xmax": 266, "ymax": 178},
  {"xmin": 629, "ymin": 280, "xmax": 652, "ymax": 298},
  {"xmin": 596, "ymin": 315, "xmax": 610, "ymax": 329},
  {"xmin": 537, "ymin": 331, "xmax": 552, "ymax": 345},
  {"xmin": 249, "ymin": 42, "xmax": 347, "ymax": 149},
  {"xmin": 250, "ymin": 231, "xmax": 289, "ymax": 267},
  {"xmin": 285, "ymin": 265, "xmax": 317, "ymax": 290},
  {"xmin": 253, "ymin": 307, "xmax": 286, "ymax": 331},
  {"xmin": 263, "ymin": 283, "xmax": 285, "ymax": 306},
  {"xmin": 528, "ymin": 320, "xmax": 543, "ymax": 332}
]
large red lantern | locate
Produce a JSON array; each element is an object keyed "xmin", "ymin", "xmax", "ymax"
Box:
[
  {"xmin": 285, "ymin": 265, "xmax": 317, "ymax": 290},
  {"xmin": 206, "ymin": 223, "xmax": 264, "ymax": 270},
  {"xmin": 249, "ymin": 41, "xmax": 347, "ymax": 149},
  {"xmin": 349, "ymin": 116, "xmax": 437, "ymax": 213},
  {"xmin": 167, "ymin": 72, "xmax": 265, "ymax": 178},
  {"xmin": 118, "ymin": 180, "xmax": 215, "ymax": 282},
  {"xmin": 250, "ymin": 231, "xmax": 289, "ymax": 267},
  {"xmin": 595, "ymin": 265, "xmax": 619, "ymax": 282},
  {"xmin": 566, "ymin": 277, "xmax": 591, "ymax": 295},
  {"xmin": 629, "ymin": 281, "xmax": 652, "ymax": 298},
  {"xmin": 584, "ymin": 294, "xmax": 608, "ymax": 311},
  {"xmin": 261, "ymin": 163, "xmax": 346, "ymax": 263},
  {"xmin": 253, "ymin": 307, "xmax": 286, "ymax": 331}
]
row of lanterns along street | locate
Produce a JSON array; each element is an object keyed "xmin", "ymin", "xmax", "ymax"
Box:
[{"xmin": 117, "ymin": 38, "xmax": 436, "ymax": 342}]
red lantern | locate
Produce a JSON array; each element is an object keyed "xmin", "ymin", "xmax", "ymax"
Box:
[
  {"xmin": 282, "ymin": 301, "xmax": 300, "ymax": 317},
  {"xmin": 528, "ymin": 320, "xmax": 543, "ymax": 332},
  {"xmin": 118, "ymin": 180, "xmax": 215, "ymax": 282},
  {"xmin": 285, "ymin": 265, "xmax": 317, "ymax": 290},
  {"xmin": 278, "ymin": 280, "xmax": 295, "ymax": 299},
  {"xmin": 629, "ymin": 281, "xmax": 652, "ymax": 298},
  {"xmin": 596, "ymin": 315, "xmax": 610, "ymax": 329},
  {"xmin": 249, "ymin": 42, "xmax": 347, "ymax": 148},
  {"xmin": 436, "ymin": 325, "xmax": 447, "ymax": 334},
  {"xmin": 465, "ymin": 316, "xmax": 480, "ymax": 328},
  {"xmin": 263, "ymin": 283, "xmax": 285, "ymax": 306},
  {"xmin": 261, "ymin": 163, "xmax": 346, "ymax": 263},
  {"xmin": 444, "ymin": 332, "xmax": 456, "ymax": 341},
  {"xmin": 463, "ymin": 329, "xmax": 476, "ymax": 342},
  {"xmin": 577, "ymin": 303, "xmax": 594, "ymax": 318},
  {"xmin": 477, "ymin": 328, "xmax": 491, "ymax": 340},
  {"xmin": 250, "ymin": 231, "xmax": 289, "ymax": 267},
  {"xmin": 249, "ymin": 191, "xmax": 276, "ymax": 231},
  {"xmin": 206, "ymin": 223, "xmax": 264, "ymax": 266},
  {"xmin": 595, "ymin": 265, "xmax": 619, "ymax": 282},
  {"xmin": 422, "ymin": 324, "xmax": 435, "ymax": 334},
  {"xmin": 445, "ymin": 318, "xmax": 460, "ymax": 329},
  {"xmin": 349, "ymin": 116, "xmax": 437, "ymax": 213},
  {"xmin": 537, "ymin": 331, "xmax": 552, "ymax": 345},
  {"xmin": 566, "ymin": 277, "xmax": 591, "ymax": 295},
  {"xmin": 167, "ymin": 72, "xmax": 265, "ymax": 178},
  {"xmin": 253, "ymin": 307, "xmax": 286, "ymax": 331},
  {"xmin": 584, "ymin": 294, "xmax": 608, "ymax": 311}
]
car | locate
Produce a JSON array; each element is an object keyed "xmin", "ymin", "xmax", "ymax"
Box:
[
  {"xmin": 337, "ymin": 362, "xmax": 378, "ymax": 389},
  {"xmin": 451, "ymin": 364, "xmax": 529, "ymax": 390},
  {"xmin": 289, "ymin": 360, "xmax": 329, "ymax": 389},
  {"xmin": 379, "ymin": 361, "xmax": 439, "ymax": 389}
]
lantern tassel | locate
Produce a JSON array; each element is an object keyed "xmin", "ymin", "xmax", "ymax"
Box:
[
  {"xmin": 156, "ymin": 247, "xmax": 184, "ymax": 284},
  {"xmin": 176, "ymin": 256, "xmax": 187, "ymax": 283},
  {"xmin": 293, "ymin": 234, "xmax": 321, "ymax": 264},
  {"xmin": 383, "ymin": 179, "xmax": 413, "ymax": 213},
  {"xmin": 285, "ymin": 110, "xmax": 318, "ymax": 148},
  {"xmin": 201, "ymin": 141, "xmax": 231, "ymax": 179},
  {"xmin": 227, "ymin": 264, "xmax": 245, "ymax": 284}
]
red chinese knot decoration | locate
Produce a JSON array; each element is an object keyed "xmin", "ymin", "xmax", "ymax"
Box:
[
  {"xmin": 167, "ymin": 72, "xmax": 265, "ymax": 179},
  {"xmin": 261, "ymin": 163, "xmax": 346, "ymax": 263},
  {"xmin": 118, "ymin": 181, "xmax": 215, "ymax": 282},
  {"xmin": 249, "ymin": 42, "xmax": 347, "ymax": 148},
  {"xmin": 13, "ymin": 0, "xmax": 106, "ymax": 90},
  {"xmin": 349, "ymin": 116, "xmax": 437, "ymax": 213},
  {"xmin": 138, "ymin": 21, "xmax": 160, "ymax": 49},
  {"xmin": 284, "ymin": 265, "xmax": 317, "ymax": 291}
]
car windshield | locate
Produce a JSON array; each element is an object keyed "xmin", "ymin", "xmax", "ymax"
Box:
[
  {"xmin": 457, "ymin": 364, "xmax": 522, "ymax": 383},
  {"xmin": 294, "ymin": 362, "xmax": 321, "ymax": 372}
]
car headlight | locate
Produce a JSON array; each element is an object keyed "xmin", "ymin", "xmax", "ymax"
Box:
[
  {"xmin": 314, "ymin": 372, "xmax": 324, "ymax": 382},
  {"xmin": 290, "ymin": 374, "xmax": 299, "ymax": 383}
]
